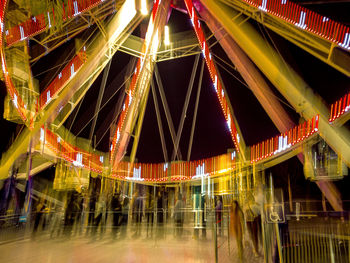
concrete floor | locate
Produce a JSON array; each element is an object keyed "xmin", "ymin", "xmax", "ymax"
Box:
[{"xmin": 0, "ymin": 226, "xmax": 264, "ymax": 263}]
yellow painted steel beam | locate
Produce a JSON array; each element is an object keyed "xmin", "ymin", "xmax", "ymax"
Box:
[
  {"xmin": 201, "ymin": 0, "xmax": 345, "ymax": 212},
  {"xmin": 200, "ymin": 0, "xmax": 350, "ymax": 169},
  {"xmin": 0, "ymin": 0, "xmax": 143, "ymax": 179},
  {"xmin": 111, "ymin": 0, "xmax": 172, "ymax": 168},
  {"xmin": 218, "ymin": 0, "xmax": 350, "ymax": 77},
  {"xmin": 316, "ymin": 180, "xmax": 343, "ymax": 212},
  {"xmin": 51, "ymin": 64, "xmax": 107, "ymax": 129},
  {"xmin": 198, "ymin": 5, "xmax": 295, "ymax": 136},
  {"xmin": 264, "ymin": 19, "xmax": 350, "ymax": 78},
  {"xmin": 129, "ymin": 83, "xmax": 151, "ymax": 165},
  {"xmin": 88, "ymin": 10, "xmax": 108, "ymax": 40},
  {"xmin": 330, "ymin": 112, "xmax": 350, "ymax": 127},
  {"xmin": 29, "ymin": 0, "xmax": 118, "ymax": 63},
  {"xmin": 117, "ymin": 30, "xmax": 201, "ymax": 61}
]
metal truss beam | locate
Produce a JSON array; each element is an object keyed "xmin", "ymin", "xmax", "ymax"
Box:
[
  {"xmin": 154, "ymin": 64, "xmax": 179, "ymax": 160},
  {"xmin": 151, "ymin": 79, "xmax": 168, "ymax": 162},
  {"xmin": 27, "ymin": 0, "xmax": 119, "ymax": 63},
  {"xmin": 198, "ymin": 4, "xmax": 344, "ymax": 212},
  {"xmin": 51, "ymin": 22, "xmax": 143, "ymax": 131},
  {"xmin": 330, "ymin": 113, "xmax": 350, "ymax": 127},
  {"xmin": 111, "ymin": 0, "xmax": 172, "ymax": 168},
  {"xmin": 197, "ymin": 4, "xmax": 295, "ymax": 135},
  {"xmin": 200, "ymin": 0, "xmax": 350, "ymax": 168},
  {"xmin": 200, "ymin": 0, "xmax": 346, "ymax": 211},
  {"xmin": 216, "ymin": 0, "xmax": 350, "ymax": 77},
  {"xmin": 117, "ymin": 30, "xmax": 201, "ymax": 61},
  {"xmin": 129, "ymin": 82, "xmax": 151, "ymax": 165},
  {"xmin": 89, "ymin": 60, "xmax": 112, "ymax": 142},
  {"xmin": 0, "ymin": 0, "xmax": 143, "ymax": 179},
  {"xmin": 187, "ymin": 59, "xmax": 205, "ymax": 161},
  {"xmin": 171, "ymin": 54, "xmax": 200, "ymax": 161},
  {"xmin": 316, "ymin": 180, "xmax": 343, "ymax": 212},
  {"xmin": 156, "ymin": 31, "xmax": 202, "ymax": 62},
  {"xmin": 96, "ymin": 58, "xmax": 137, "ymax": 146}
]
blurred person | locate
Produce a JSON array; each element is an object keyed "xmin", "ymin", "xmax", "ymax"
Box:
[
  {"xmin": 120, "ymin": 196, "xmax": 129, "ymax": 238},
  {"xmin": 146, "ymin": 192, "xmax": 154, "ymax": 238},
  {"xmin": 156, "ymin": 191, "xmax": 164, "ymax": 238},
  {"xmin": 111, "ymin": 193, "xmax": 122, "ymax": 239},
  {"xmin": 50, "ymin": 204, "xmax": 64, "ymax": 238},
  {"xmin": 93, "ymin": 195, "xmax": 106, "ymax": 239},
  {"xmin": 32, "ymin": 198, "xmax": 46, "ymax": 239},
  {"xmin": 63, "ymin": 194, "xmax": 76, "ymax": 238},
  {"xmin": 174, "ymin": 192, "xmax": 184, "ymax": 238},
  {"xmin": 101, "ymin": 193, "xmax": 110, "ymax": 236},
  {"xmin": 202, "ymin": 195, "xmax": 208, "ymax": 239},
  {"xmin": 157, "ymin": 191, "xmax": 164, "ymax": 224},
  {"xmin": 133, "ymin": 191, "xmax": 143, "ymax": 237},
  {"xmin": 215, "ymin": 196, "xmax": 223, "ymax": 236},
  {"xmin": 244, "ymin": 192, "xmax": 262, "ymax": 257},
  {"xmin": 73, "ymin": 193, "xmax": 84, "ymax": 236},
  {"xmin": 164, "ymin": 191, "xmax": 169, "ymax": 223},
  {"xmin": 86, "ymin": 194, "xmax": 96, "ymax": 237},
  {"xmin": 130, "ymin": 191, "xmax": 138, "ymax": 222},
  {"xmin": 230, "ymin": 200, "xmax": 244, "ymax": 263}
]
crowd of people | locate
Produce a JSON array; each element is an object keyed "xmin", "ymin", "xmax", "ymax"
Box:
[
  {"xmin": 30, "ymin": 189, "xmax": 171, "ymax": 241},
  {"xmin": 24, "ymin": 186, "xmax": 264, "ymax": 262}
]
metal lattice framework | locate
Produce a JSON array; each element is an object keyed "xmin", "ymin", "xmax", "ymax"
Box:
[{"xmin": 0, "ymin": 0, "xmax": 349, "ymax": 212}]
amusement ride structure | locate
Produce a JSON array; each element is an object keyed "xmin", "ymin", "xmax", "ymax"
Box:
[{"xmin": 0, "ymin": 0, "xmax": 349, "ymax": 211}]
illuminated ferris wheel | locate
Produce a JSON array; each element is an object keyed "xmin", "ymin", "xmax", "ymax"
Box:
[{"xmin": 0, "ymin": 0, "xmax": 349, "ymax": 207}]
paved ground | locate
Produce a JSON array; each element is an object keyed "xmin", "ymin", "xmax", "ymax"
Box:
[{"xmin": 0, "ymin": 225, "xmax": 264, "ymax": 263}]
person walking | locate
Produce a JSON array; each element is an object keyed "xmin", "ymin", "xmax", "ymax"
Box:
[
  {"xmin": 133, "ymin": 192, "xmax": 143, "ymax": 237},
  {"xmin": 156, "ymin": 191, "xmax": 164, "ymax": 238},
  {"xmin": 111, "ymin": 193, "xmax": 122, "ymax": 239},
  {"xmin": 230, "ymin": 200, "xmax": 244, "ymax": 263},
  {"xmin": 120, "ymin": 196, "xmax": 129, "ymax": 238},
  {"xmin": 86, "ymin": 194, "xmax": 96, "ymax": 237},
  {"xmin": 174, "ymin": 192, "xmax": 184, "ymax": 238},
  {"xmin": 146, "ymin": 192, "xmax": 154, "ymax": 238},
  {"xmin": 215, "ymin": 196, "xmax": 223, "ymax": 236},
  {"xmin": 32, "ymin": 198, "xmax": 46, "ymax": 239},
  {"xmin": 244, "ymin": 193, "xmax": 261, "ymax": 257},
  {"xmin": 92, "ymin": 195, "xmax": 106, "ymax": 240}
]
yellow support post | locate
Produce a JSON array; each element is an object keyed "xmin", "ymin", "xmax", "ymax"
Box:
[
  {"xmin": 199, "ymin": 0, "xmax": 350, "ymax": 169},
  {"xmin": 0, "ymin": 0, "xmax": 143, "ymax": 179}
]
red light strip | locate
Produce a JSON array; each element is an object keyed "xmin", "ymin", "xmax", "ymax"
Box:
[
  {"xmin": 152, "ymin": 0, "xmax": 161, "ymax": 22},
  {"xmin": 329, "ymin": 91, "xmax": 350, "ymax": 123},
  {"xmin": 43, "ymin": 125, "xmax": 236, "ymax": 183},
  {"xmin": 110, "ymin": 152, "xmax": 236, "ymax": 182},
  {"xmin": 110, "ymin": 0, "xmax": 162, "ymax": 163},
  {"xmin": 109, "ymin": 57, "xmax": 142, "ymax": 160},
  {"xmin": 0, "ymin": 0, "xmax": 28, "ymax": 124},
  {"xmin": 184, "ymin": 0, "xmax": 241, "ymax": 152},
  {"xmin": 250, "ymin": 115, "xmax": 319, "ymax": 163},
  {"xmin": 5, "ymin": 0, "xmax": 105, "ymax": 46},
  {"xmin": 43, "ymin": 127, "xmax": 104, "ymax": 174},
  {"xmin": 239, "ymin": 0, "xmax": 350, "ymax": 50},
  {"xmin": 1, "ymin": 0, "xmax": 93, "ymax": 128},
  {"xmin": 0, "ymin": 0, "xmax": 237, "ymax": 182},
  {"xmin": 38, "ymin": 48, "xmax": 87, "ymax": 110},
  {"xmin": 5, "ymin": 14, "xmax": 46, "ymax": 46}
]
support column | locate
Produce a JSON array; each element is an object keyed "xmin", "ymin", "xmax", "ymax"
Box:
[
  {"xmin": 198, "ymin": 0, "xmax": 345, "ymax": 211},
  {"xmin": 198, "ymin": 0, "xmax": 350, "ymax": 167},
  {"xmin": 0, "ymin": 0, "xmax": 143, "ymax": 179},
  {"xmin": 316, "ymin": 180, "xmax": 342, "ymax": 212},
  {"xmin": 196, "ymin": 4, "xmax": 295, "ymax": 134},
  {"xmin": 23, "ymin": 140, "xmax": 33, "ymax": 222}
]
